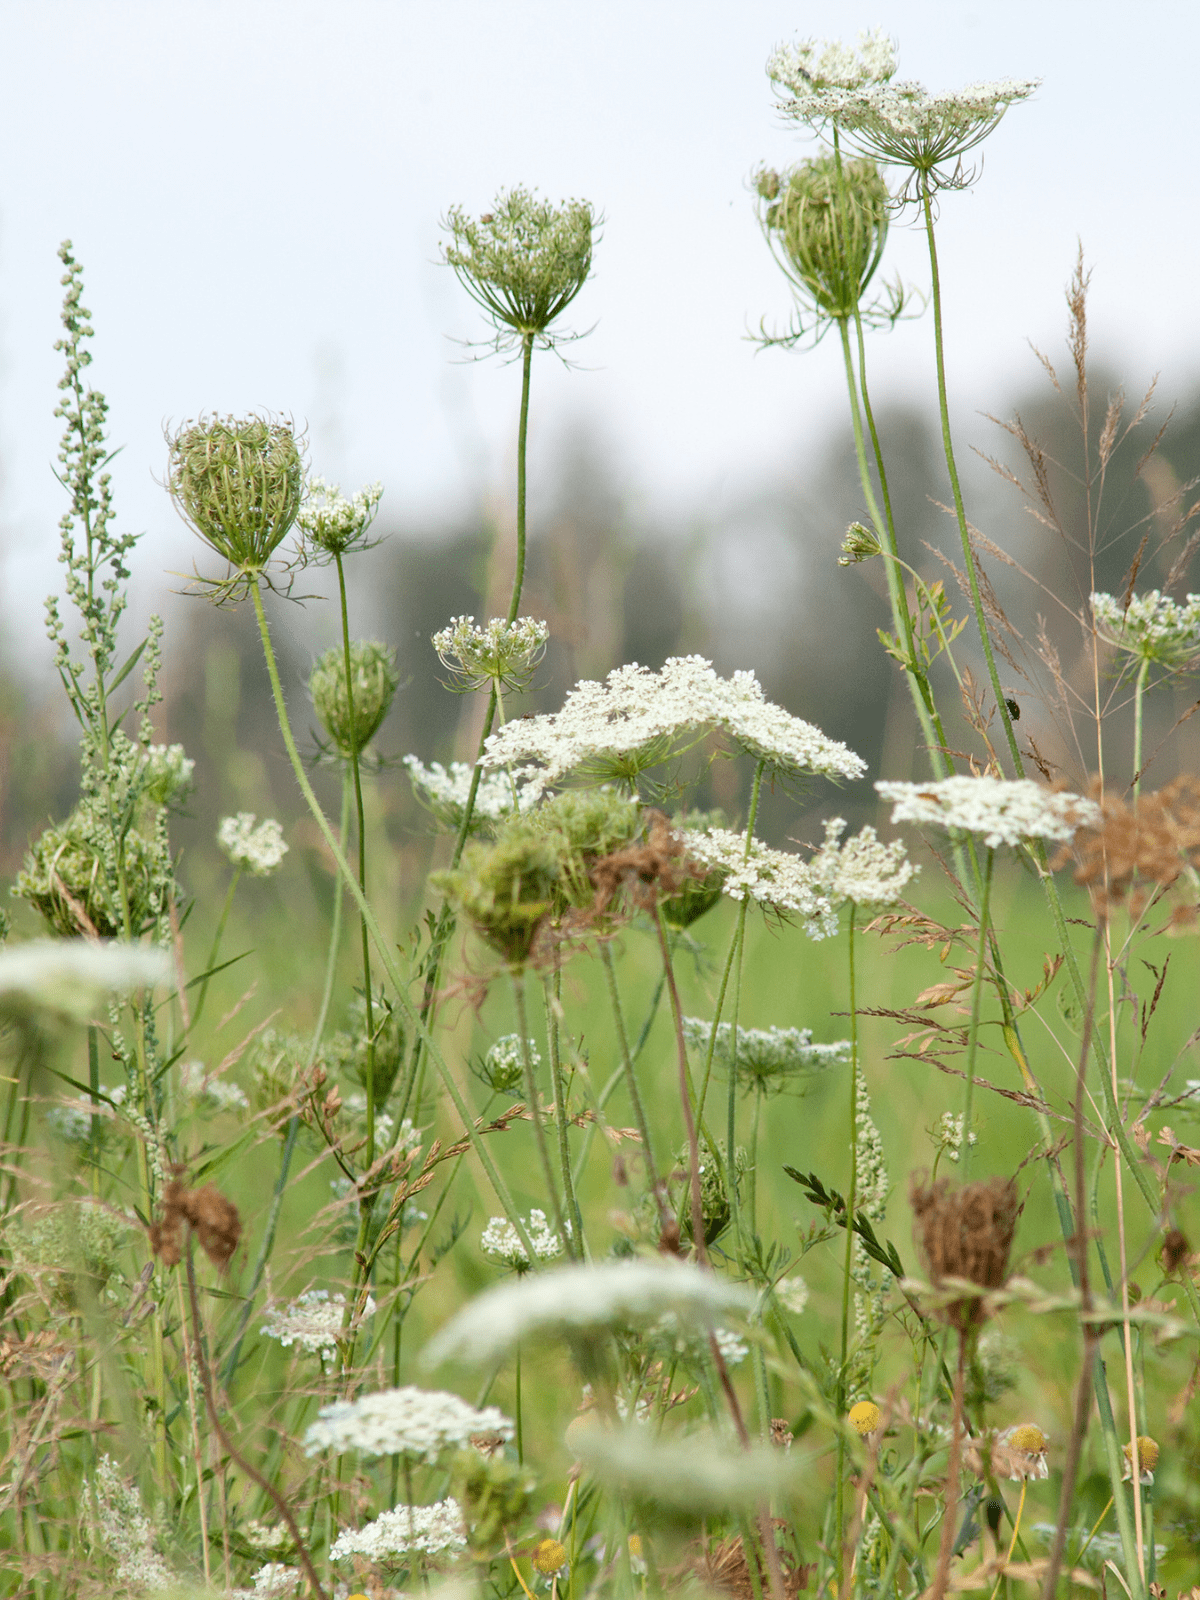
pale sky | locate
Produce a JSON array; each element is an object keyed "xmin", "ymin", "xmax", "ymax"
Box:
[{"xmin": 2, "ymin": 0, "xmax": 1197, "ymax": 665}]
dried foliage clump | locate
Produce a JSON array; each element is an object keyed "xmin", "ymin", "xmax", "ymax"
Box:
[
  {"xmin": 148, "ymin": 1177, "xmax": 242, "ymax": 1269},
  {"xmin": 1073, "ymin": 776, "xmax": 1200, "ymax": 923},
  {"xmin": 910, "ymin": 1174, "xmax": 1019, "ymax": 1329}
]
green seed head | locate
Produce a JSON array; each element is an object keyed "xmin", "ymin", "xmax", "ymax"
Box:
[
  {"xmin": 168, "ymin": 413, "xmax": 303, "ymax": 572},
  {"xmin": 309, "ymin": 639, "xmax": 399, "ymax": 758},
  {"xmin": 443, "ymin": 187, "xmax": 596, "ymax": 348},
  {"xmin": 13, "ymin": 802, "xmax": 159, "ymax": 939},
  {"xmin": 760, "ymin": 156, "xmax": 889, "ymax": 320}
]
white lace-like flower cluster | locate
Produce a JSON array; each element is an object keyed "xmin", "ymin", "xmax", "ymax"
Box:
[
  {"xmin": 304, "ymin": 1385, "xmax": 513, "ymax": 1459},
  {"xmin": 237, "ymin": 1564, "xmax": 301, "ymax": 1598},
  {"xmin": 330, "ymin": 1497, "xmax": 467, "ymax": 1561},
  {"xmin": 653, "ymin": 1312, "xmax": 748, "ymax": 1368},
  {"xmin": 0, "ymin": 939, "xmax": 170, "ymax": 1023},
  {"xmin": 809, "ymin": 817, "xmax": 916, "ymax": 908},
  {"xmin": 433, "ymin": 614, "xmax": 549, "ymax": 691},
  {"xmin": 766, "ymin": 28, "xmax": 896, "ymax": 91},
  {"xmin": 775, "ymin": 1275, "xmax": 809, "ymax": 1315},
  {"xmin": 45, "ymin": 1100, "xmax": 93, "ymax": 1143},
  {"xmin": 682, "ymin": 1018, "xmax": 850, "ymax": 1083},
  {"xmin": 260, "ymin": 1289, "xmax": 376, "ymax": 1356},
  {"xmin": 425, "ymin": 1258, "xmax": 753, "ymax": 1367},
  {"xmin": 876, "ymin": 777, "xmax": 1099, "ymax": 849},
  {"xmin": 92, "ymin": 1455, "xmax": 172, "ymax": 1592},
  {"xmin": 1092, "ymin": 590, "xmax": 1200, "ymax": 670},
  {"xmin": 142, "ymin": 742, "xmax": 195, "ymax": 806},
  {"xmin": 297, "ymin": 475, "xmax": 383, "ymax": 554},
  {"xmin": 217, "ymin": 813, "xmax": 289, "ymax": 876},
  {"xmin": 480, "ymin": 656, "xmax": 865, "ymax": 800},
  {"xmin": 481, "ymin": 1208, "xmax": 565, "ymax": 1269},
  {"xmin": 403, "ymin": 755, "xmax": 540, "ymax": 830},
  {"xmin": 679, "ymin": 827, "xmax": 837, "ymax": 938},
  {"xmin": 934, "ymin": 1112, "xmax": 977, "ymax": 1164},
  {"xmin": 179, "ymin": 1059, "xmax": 249, "ymax": 1112}
]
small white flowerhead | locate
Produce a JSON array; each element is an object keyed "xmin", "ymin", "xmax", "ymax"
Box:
[
  {"xmin": 404, "ymin": 756, "xmax": 539, "ymax": 834},
  {"xmin": 477, "ymin": 1033, "xmax": 540, "ymax": 1095},
  {"xmin": 775, "ymin": 1275, "xmax": 809, "ymax": 1316},
  {"xmin": 303, "ymin": 1385, "xmax": 512, "ymax": 1460},
  {"xmin": 142, "ymin": 742, "xmax": 195, "ymax": 807},
  {"xmin": 876, "ymin": 777, "xmax": 1099, "ymax": 850},
  {"xmin": 0, "ymin": 939, "xmax": 171, "ymax": 1025},
  {"xmin": 260, "ymin": 1288, "xmax": 375, "ymax": 1357},
  {"xmin": 217, "ymin": 813, "xmax": 288, "ymax": 876},
  {"xmin": 297, "ymin": 475, "xmax": 383, "ymax": 560},
  {"xmin": 481, "ymin": 1208, "xmax": 565, "ymax": 1272},
  {"xmin": 433, "ymin": 614, "xmax": 549, "ymax": 693},
  {"xmin": 683, "ymin": 1016, "xmax": 849, "ymax": 1096},
  {"xmin": 767, "ymin": 28, "xmax": 897, "ymax": 94},
  {"xmin": 330, "ymin": 1497, "xmax": 467, "ymax": 1561},
  {"xmin": 680, "ymin": 828, "xmax": 837, "ymax": 939},
  {"xmin": 1092, "ymin": 590, "xmax": 1200, "ymax": 673},
  {"xmin": 809, "ymin": 817, "xmax": 917, "ymax": 910}
]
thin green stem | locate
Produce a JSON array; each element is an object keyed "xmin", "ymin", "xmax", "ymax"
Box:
[
  {"xmin": 544, "ymin": 966, "xmax": 585, "ymax": 1257},
  {"xmin": 510, "ymin": 336, "xmax": 534, "ymax": 624},
  {"xmin": 960, "ymin": 848, "xmax": 994, "ymax": 1183},
  {"xmin": 191, "ymin": 866, "xmax": 242, "ymax": 1033},
  {"xmin": 600, "ymin": 942, "xmax": 659, "ymax": 1194},
  {"xmin": 835, "ymin": 904, "xmax": 857, "ymax": 1597},
  {"xmin": 920, "ymin": 177, "xmax": 1022, "ymax": 775},
  {"xmin": 1132, "ymin": 656, "xmax": 1150, "ymax": 796},
  {"xmin": 512, "ymin": 971, "xmax": 568, "ymax": 1251},
  {"xmin": 725, "ymin": 760, "xmax": 767, "ymax": 1250}
]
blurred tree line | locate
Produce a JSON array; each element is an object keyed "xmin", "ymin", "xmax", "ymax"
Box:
[{"xmin": 4, "ymin": 362, "xmax": 1200, "ymax": 941}]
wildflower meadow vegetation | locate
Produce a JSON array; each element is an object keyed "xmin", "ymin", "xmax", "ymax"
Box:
[{"xmin": 8, "ymin": 26, "xmax": 1200, "ymax": 1600}]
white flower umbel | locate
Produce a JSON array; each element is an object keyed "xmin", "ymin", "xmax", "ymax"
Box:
[
  {"xmin": 876, "ymin": 777, "xmax": 1099, "ymax": 849},
  {"xmin": 297, "ymin": 474, "xmax": 383, "ymax": 558},
  {"xmin": 482, "ymin": 1208, "xmax": 565, "ymax": 1270},
  {"xmin": 575, "ymin": 1425, "xmax": 797, "ymax": 1512},
  {"xmin": 425, "ymin": 1258, "xmax": 753, "ymax": 1368},
  {"xmin": 680, "ymin": 827, "xmax": 837, "ymax": 938},
  {"xmin": 480, "ymin": 655, "xmax": 865, "ymax": 799},
  {"xmin": 261, "ymin": 1289, "xmax": 376, "ymax": 1357},
  {"xmin": 217, "ymin": 813, "xmax": 289, "ymax": 876},
  {"xmin": 243, "ymin": 1564, "xmax": 301, "ymax": 1598},
  {"xmin": 179, "ymin": 1059, "xmax": 249, "ymax": 1112},
  {"xmin": 682, "ymin": 1017, "xmax": 849, "ymax": 1092},
  {"xmin": 142, "ymin": 742, "xmax": 195, "ymax": 806},
  {"xmin": 776, "ymin": 1276, "xmax": 810, "ymax": 1315},
  {"xmin": 1092, "ymin": 590, "xmax": 1200, "ymax": 672},
  {"xmin": 330, "ymin": 1497, "xmax": 467, "ymax": 1561},
  {"xmin": 303, "ymin": 1385, "xmax": 512, "ymax": 1459},
  {"xmin": 809, "ymin": 817, "xmax": 917, "ymax": 908},
  {"xmin": 481, "ymin": 1033, "xmax": 541, "ymax": 1094},
  {"xmin": 433, "ymin": 614, "xmax": 549, "ymax": 692},
  {"xmin": 771, "ymin": 51, "xmax": 1039, "ymax": 183},
  {"xmin": 934, "ymin": 1112, "xmax": 977, "ymax": 1165},
  {"xmin": 766, "ymin": 28, "xmax": 896, "ymax": 92},
  {"xmin": 0, "ymin": 939, "xmax": 170, "ymax": 1024},
  {"xmin": 93, "ymin": 1454, "xmax": 173, "ymax": 1592},
  {"xmin": 404, "ymin": 755, "xmax": 539, "ymax": 830}
]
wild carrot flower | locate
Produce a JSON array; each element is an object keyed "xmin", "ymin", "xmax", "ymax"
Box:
[
  {"xmin": 330, "ymin": 1498, "xmax": 467, "ymax": 1560},
  {"xmin": 404, "ymin": 755, "xmax": 538, "ymax": 831},
  {"xmin": 309, "ymin": 639, "xmax": 398, "ymax": 757},
  {"xmin": 808, "ymin": 816, "xmax": 916, "ymax": 908},
  {"xmin": 443, "ymin": 188, "xmax": 596, "ymax": 353},
  {"xmin": 481, "ymin": 1209, "xmax": 565, "ymax": 1271},
  {"xmin": 477, "ymin": 1034, "xmax": 541, "ymax": 1095},
  {"xmin": 682, "ymin": 1017, "xmax": 849, "ymax": 1095},
  {"xmin": 433, "ymin": 614, "xmax": 549, "ymax": 692},
  {"xmin": 297, "ymin": 475, "xmax": 382, "ymax": 560},
  {"xmin": 876, "ymin": 776, "xmax": 1099, "ymax": 849},
  {"xmin": 217, "ymin": 813, "xmax": 289, "ymax": 875},
  {"xmin": 260, "ymin": 1289, "xmax": 376, "ymax": 1356},
  {"xmin": 141, "ymin": 742, "xmax": 195, "ymax": 806},
  {"xmin": 424, "ymin": 1259, "xmax": 753, "ymax": 1368},
  {"xmin": 765, "ymin": 28, "xmax": 897, "ymax": 92},
  {"xmin": 679, "ymin": 827, "xmax": 837, "ymax": 938},
  {"xmin": 304, "ymin": 1386, "xmax": 513, "ymax": 1459},
  {"xmin": 775, "ymin": 1276, "xmax": 809, "ymax": 1315},
  {"xmin": 1092, "ymin": 590, "xmax": 1200, "ymax": 672},
  {"xmin": 0, "ymin": 940, "xmax": 169, "ymax": 1023}
]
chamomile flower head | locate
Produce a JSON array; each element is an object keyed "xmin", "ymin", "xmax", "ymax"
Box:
[
  {"xmin": 849, "ymin": 1400, "xmax": 881, "ymax": 1437},
  {"xmin": 1122, "ymin": 1435, "xmax": 1160, "ymax": 1485},
  {"xmin": 876, "ymin": 777, "xmax": 1100, "ymax": 850},
  {"xmin": 433, "ymin": 615, "xmax": 549, "ymax": 693},
  {"xmin": 809, "ymin": 817, "xmax": 917, "ymax": 909},
  {"xmin": 304, "ymin": 1386, "xmax": 512, "ymax": 1460},
  {"xmin": 425, "ymin": 1258, "xmax": 753, "ymax": 1368},
  {"xmin": 1092, "ymin": 590, "xmax": 1200, "ymax": 673},
  {"xmin": 330, "ymin": 1498, "xmax": 467, "ymax": 1561},
  {"xmin": 260, "ymin": 1289, "xmax": 376, "ymax": 1357},
  {"xmin": 297, "ymin": 475, "xmax": 383, "ymax": 560},
  {"xmin": 309, "ymin": 639, "xmax": 398, "ymax": 758},
  {"xmin": 679, "ymin": 828, "xmax": 837, "ymax": 939},
  {"xmin": 443, "ymin": 187, "xmax": 597, "ymax": 352},
  {"xmin": 217, "ymin": 813, "xmax": 289, "ymax": 876},
  {"xmin": 532, "ymin": 1539, "xmax": 569, "ymax": 1577},
  {"xmin": 481, "ymin": 1209, "xmax": 565, "ymax": 1272},
  {"xmin": 404, "ymin": 756, "xmax": 540, "ymax": 834},
  {"xmin": 480, "ymin": 656, "xmax": 865, "ymax": 802},
  {"xmin": 998, "ymin": 1423, "xmax": 1050, "ymax": 1480}
]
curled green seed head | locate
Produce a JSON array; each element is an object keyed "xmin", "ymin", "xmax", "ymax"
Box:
[
  {"xmin": 309, "ymin": 639, "xmax": 399, "ymax": 758},
  {"xmin": 168, "ymin": 413, "xmax": 304, "ymax": 573},
  {"xmin": 758, "ymin": 156, "xmax": 889, "ymax": 321}
]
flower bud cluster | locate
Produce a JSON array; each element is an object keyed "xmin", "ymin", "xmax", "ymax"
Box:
[{"xmin": 309, "ymin": 639, "xmax": 398, "ymax": 758}]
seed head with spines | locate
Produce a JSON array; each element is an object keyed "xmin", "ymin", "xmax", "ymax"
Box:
[{"xmin": 168, "ymin": 412, "xmax": 304, "ymax": 581}]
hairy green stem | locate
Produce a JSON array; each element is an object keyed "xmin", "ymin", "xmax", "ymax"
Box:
[
  {"xmin": 835, "ymin": 906, "xmax": 858, "ymax": 1594},
  {"xmin": 600, "ymin": 942, "xmax": 660, "ymax": 1196},
  {"xmin": 1132, "ymin": 656, "xmax": 1150, "ymax": 796},
  {"xmin": 544, "ymin": 966, "xmax": 585, "ymax": 1257},
  {"xmin": 959, "ymin": 848, "xmax": 994, "ymax": 1183}
]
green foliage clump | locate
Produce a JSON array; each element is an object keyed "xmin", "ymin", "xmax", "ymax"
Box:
[
  {"xmin": 8, "ymin": 1200, "xmax": 132, "ymax": 1308},
  {"xmin": 14, "ymin": 797, "xmax": 163, "ymax": 938}
]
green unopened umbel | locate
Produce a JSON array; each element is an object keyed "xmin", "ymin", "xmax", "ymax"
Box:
[
  {"xmin": 169, "ymin": 413, "xmax": 304, "ymax": 572},
  {"xmin": 757, "ymin": 155, "xmax": 889, "ymax": 322}
]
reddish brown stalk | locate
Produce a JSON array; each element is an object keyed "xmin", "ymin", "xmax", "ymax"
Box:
[
  {"xmin": 184, "ymin": 1237, "xmax": 330, "ymax": 1600},
  {"xmin": 930, "ymin": 1332, "xmax": 967, "ymax": 1600}
]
